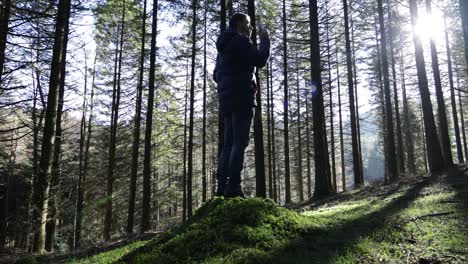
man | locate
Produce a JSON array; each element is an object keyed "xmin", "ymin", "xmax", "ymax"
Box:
[{"xmin": 213, "ymin": 13, "xmax": 270, "ymax": 198}]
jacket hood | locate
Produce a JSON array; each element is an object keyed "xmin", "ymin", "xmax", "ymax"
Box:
[{"xmin": 216, "ymin": 29, "xmax": 238, "ymax": 53}]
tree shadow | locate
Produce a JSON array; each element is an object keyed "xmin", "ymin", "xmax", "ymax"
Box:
[
  {"xmin": 271, "ymin": 174, "xmax": 438, "ymax": 263},
  {"xmin": 444, "ymin": 165, "xmax": 468, "ymax": 254}
]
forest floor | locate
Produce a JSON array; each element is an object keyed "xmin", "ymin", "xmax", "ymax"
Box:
[{"xmin": 13, "ymin": 165, "xmax": 468, "ymax": 264}]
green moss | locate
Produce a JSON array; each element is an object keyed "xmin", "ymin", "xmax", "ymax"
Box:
[
  {"xmin": 131, "ymin": 197, "xmax": 302, "ymax": 264},
  {"xmin": 68, "ymin": 171, "xmax": 468, "ymax": 264}
]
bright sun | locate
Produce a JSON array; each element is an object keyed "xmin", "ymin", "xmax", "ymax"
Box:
[{"xmin": 413, "ymin": 8, "xmax": 445, "ymax": 43}]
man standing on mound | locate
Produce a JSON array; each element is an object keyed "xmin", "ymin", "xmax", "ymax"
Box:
[{"xmin": 213, "ymin": 13, "xmax": 270, "ymax": 198}]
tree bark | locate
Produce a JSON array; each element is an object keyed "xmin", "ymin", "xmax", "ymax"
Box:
[
  {"xmin": 35, "ymin": 0, "xmax": 71, "ymax": 252},
  {"xmin": 336, "ymin": 47, "xmax": 346, "ymax": 192},
  {"xmin": 74, "ymin": 56, "xmax": 96, "ymax": 249},
  {"xmin": 426, "ymin": 0, "xmax": 453, "ymax": 167},
  {"xmin": 455, "ymin": 62, "xmax": 468, "ymax": 159},
  {"xmin": 377, "ymin": 0, "xmax": 398, "ymax": 182},
  {"xmin": 0, "ymin": 0, "xmax": 11, "ymax": 85},
  {"xmin": 248, "ymin": 0, "xmax": 267, "ymax": 198},
  {"xmin": 127, "ymin": 0, "xmax": 147, "ymax": 234},
  {"xmin": 444, "ymin": 17, "xmax": 463, "ymax": 163},
  {"xmin": 105, "ymin": 0, "xmax": 126, "ymax": 240},
  {"xmin": 142, "ymin": 0, "xmax": 158, "ymax": 231},
  {"xmin": 310, "ymin": 0, "xmax": 332, "ymax": 198},
  {"xmin": 460, "ymin": 0, "xmax": 468, "ymax": 77},
  {"xmin": 266, "ymin": 61, "xmax": 273, "ymax": 198},
  {"xmin": 408, "ymin": 0, "xmax": 445, "ymax": 172},
  {"xmin": 326, "ymin": 1, "xmax": 336, "ymax": 193},
  {"xmin": 387, "ymin": 2, "xmax": 405, "ymax": 174},
  {"xmin": 400, "ymin": 47, "xmax": 416, "ymax": 175},
  {"xmin": 202, "ymin": 0, "xmax": 208, "ymax": 202},
  {"xmin": 342, "ymin": 0, "xmax": 363, "ymax": 188},
  {"xmin": 295, "ymin": 55, "xmax": 304, "ymax": 201},
  {"xmin": 281, "ymin": 0, "xmax": 292, "ymax": 203},
  {"xmin": 187, "ymin": 0, "xmax": 197, "ymax": 218}
]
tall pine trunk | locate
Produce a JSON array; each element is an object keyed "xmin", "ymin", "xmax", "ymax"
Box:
[
  {"xmin": 295, "ymin": 56, "xmax": 304, "ymax": 201},
  {"xmin": 310, "ymin": 0, "xmax": 332, "ymax": 198},
  {"xmin": 325, "ymin": 2, "xmax": 337, "ymax": 193},
  {"xmin": 45, "ymin": 38, "xmax": 67, "ymax": 251},
  {"xmin": 336, "ymin": 47, "xmax": 346, "ymax": 192},
  {"xmin": 142, "ymin": 0, "xmax": 158, "ymax": 231},
  {"xmin": 105, "ymin": 0, "xmax": 126, "ymax": 240},
  {"xmin": 74, "ymin": 56, "xmax": 96, "ymax": 249},
  {"xmin": 460, "ymin": 0, "xmax": 468, "ymax": 77},
  {"xmin": 445, "ymin": 17, "xmax": 463, "ymax": 163},
  {"xmin": 399, "ymin": 34, "xmax": 416, "ymax": 174},
  {"xmin": 342, "ymin": 0, "xmax": 363, "ymax": 188},
  {"xmin": 455, "ymin": 62, "xmax": 468, "ymax": 159},
  {"xmin": 387, "ymin": 2, "xmax": 405, "ymax": 174},
  {"xmin": 0, "ymin": 0, "xmax": 10, "ymax": 84},
  {"xmin": 377, "ymin": 0, "xmax": 398, "ymax": 182},
  {"xmin": 408, "ymin": 0, "xmax": 445, "ymax": 172},
  {"xmin": 187, "ymin": 0, "xmax": 197, "ymax": 218},
  {"xmin": 202, "ymin": 0, "xmax": 208, "ymax": 202},
  {"xmin": 248, "ymin": 0, "xmax": 267, "ymax": 198},
  {"xmin": 426, "ymin": 0, "xmax": 453, "ymax": 167},
  {"xmin": 217, "ymin": 0, "xmax": 226, "ymax": 193},
  {"xmin": 269, "ymin": 62, "xmax": 278, "ymax": 202},
  {"xmin": 266, "ymin": 61, "xmax": 273, "ymax": 198},
  {"xmin": 35, "ymin": 0, "xmax": 71, "ymax": 252},
  {"xmin": 127, "ymin": 0, "xmax": 147, "ymax": 234},
  {"xmin": 281, "ymin": 0, "xmax": 292, "ymax": 203}
]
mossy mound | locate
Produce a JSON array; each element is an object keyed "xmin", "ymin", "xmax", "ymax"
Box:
[{"xmin": 129, "ymin": 197, "xmax": 303, "ymax": 264}]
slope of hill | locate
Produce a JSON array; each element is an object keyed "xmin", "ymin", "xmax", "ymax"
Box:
[{"xmin": 16, "ymin": 165, "xmax": 468, "ymax": 264}]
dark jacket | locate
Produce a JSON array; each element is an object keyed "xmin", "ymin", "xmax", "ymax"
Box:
[{"xmin": 213, "ymin": 29, "xmax": 270, "ymax": 114}]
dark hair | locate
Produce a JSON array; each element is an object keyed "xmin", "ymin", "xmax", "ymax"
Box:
[{"xmin": 229, "ymin": 13, "xmax": 248, "ymax": 29}]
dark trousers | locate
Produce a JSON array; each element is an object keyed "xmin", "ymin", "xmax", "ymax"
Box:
[{"xmin": 217, "ymin": 108, "xmax": 254, "ymax": 193}]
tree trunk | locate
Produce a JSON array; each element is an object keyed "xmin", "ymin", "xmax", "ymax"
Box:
[
  {"xmin": 342, "ymin": 0, "xmax": 363, "ymax": 188},
  {"xmin": 281, "ymin": 0, "xmax": 292, "ymax": 203},
  {"xmin": 400, "ymin": 46, "xmax": 416, "ymax": 175},
  {"xmin": 460, "ymin": 0, "xmax": 468, "ymax": 77},
  {"xmin": 269, "ymin": 61, "xmax": 278, "ymax": 202},
  {"xmin": 426, "ymin": 0, "xmax": 453, "ymax": 167},
  {"xmin": 217, "ymin": 0, "xmax": 226, "ymax": 196},
  {"xmin": 0, "ymin": 0, "xmax": 11, "ymax": 84},
  {"xmin": 350, "ymin": 11, "xmax": 364, "ymax": 184},
  {"xmin": 310, "ymin": 0, "xmax": 332, "ymax": 198},
  {"xmin": 305, "ymin": 88, "xmax": 312, "ymax": 197},
  {"xmin": 408, "ymin": 0, "xmax": 445, "ymax": 172},
  {"xmin": 336, "ymin": 47, "xmax": 346, "ymax": 192},
  {"xmin": 266, "ymin": 61, "xmax": 273, "ymax": 198},
  {"xmin": 187, "ymin": 0, "xmax": 197, "ymax": 218},
  {"xmin": 326, "ymin": 2, "xmax": 337, "ymax": 193},
  {"xmin": 444, "ymin": 17, "xmax": 463, "ymax": 163},
  {"xmin": 202, "ymin": 0, "xmax": 208, "ymax": 203},
  {"xmin": 377, "ymin": 0, "xmax": 398, "ymax": 182},
  {"xmin": 142, "ymin": 0, "xmax": 158, "ymax": 231},
  {"xmin": 74, "ymin": 56, "xmax": 96, "ymax": 249},
  {"xmin": 127, "ymin": 0, "xmax": 147, "ymax": 234},
  {"xmin": 295, "ymin": 56, "xmax": 304, "ymax": 201},
  {"xmin": 455, "ymin": 62, "xmax": 468, "ymax": 159},
  {"xmin": 248, "ymin": 0, "xmax": 267, "ymax": 198},
  {"xmin": 182, "ymin": 60, "xmax": 188, "ymax": 222},
  {"xmin": 387, "ymin": 1, "xmax": 405, "ymax": 174},
  {"xmin": 45, "ymin": 38, "xmax": 67, "ymax": 251},
  {"xmin": 105, "ymin": 0, "xmax": 126, "ymax": 240},
  {"xmin": 35, "ymin": 0, "xmax": 71, "ymax": 252}
]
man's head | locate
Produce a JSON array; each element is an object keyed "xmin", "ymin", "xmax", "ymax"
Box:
[{"xmin": 229, "ymin": 13, "xmax": 253, "ymax": 38}]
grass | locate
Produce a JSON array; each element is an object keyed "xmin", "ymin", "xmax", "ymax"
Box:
[{"xmin": 57, "ymin": 166, "xmax": 468, "ymax": 264}]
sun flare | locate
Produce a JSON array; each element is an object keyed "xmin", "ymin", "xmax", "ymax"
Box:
[{"xmin": 413, "ymin": 8, "xmax": 445, "ymax": 43}]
